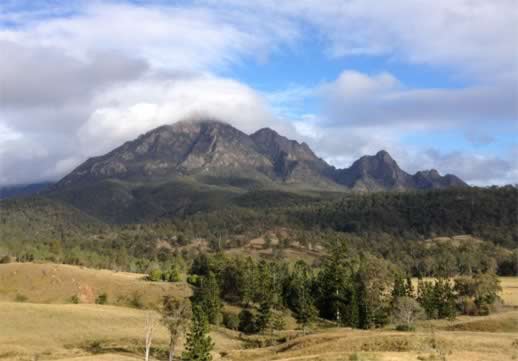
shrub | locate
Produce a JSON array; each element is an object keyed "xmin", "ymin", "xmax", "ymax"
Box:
[
  {"xmin": 223, "ymin": 312, "xmax": 240, "ymax": 330},
  {"xmin": 148, "ymin": 268, "xmax": 162, "ymax": 282},
  {"xmin": 86, "ymin": 340, "xmax": 103, "ymax": 354},
  {"xmin": 395, "ymin": 324, "xmax": 416, "ymax": 331},
  {"xmin": 349, "ymin": 353, "xmax": 360, "ymax": 361},
  {"xmin": 187, "ymin": 274, "xmax": 201, "ymax": 287},
  {"xmin": 15, "ymin": 293, "xmax": 28, "ymax": 302},
  {"xmin": 95, "ymin": 292, "xmax": 108, "ymax": 305},
  {"xmin": 70, "ymin": 295, "xmax": 80, "ymax": 304},
  {"xmin": 129, "ymin": 292, "xmax": 144, "ymax": 309},
  {"xmin": 0, "ymin": 255, "xmax": 12, "ymax": 264}
]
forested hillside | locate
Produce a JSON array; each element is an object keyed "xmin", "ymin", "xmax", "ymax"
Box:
[{"xmin": 1, "ymin": 186, "xmax": 516, "ymax": 277}]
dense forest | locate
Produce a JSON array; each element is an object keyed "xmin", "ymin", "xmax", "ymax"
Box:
[{"xmin": 0, "ymin": 186, "xmax": 517, "ymax": 277}]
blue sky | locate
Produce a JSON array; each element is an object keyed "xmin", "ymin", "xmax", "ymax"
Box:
[{"xmin": 0, "ymin": 0, "xmax": 516, "ymax": 186}]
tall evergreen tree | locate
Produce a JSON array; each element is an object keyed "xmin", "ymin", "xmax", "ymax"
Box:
[
  {"xmin": 314, "ymin": 241, "xmax": 356, "ymax": 325},
  {"xmin": 256, "ymin": 300, "xmax": 272, "ymax": 334},
  {"xmin": 354, "ymin": 272, "xmax": 370, "ymax": 329},
  {"xmin": 182, "ymin": 305, "xmax": 214, "ymax": 361},
  {"xmin": 194, "ymin": 272, "xmax": 222, "ymax": 325}
]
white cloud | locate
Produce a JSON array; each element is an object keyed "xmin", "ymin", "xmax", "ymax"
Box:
[
  {"xmin": 78, "ymin": 74, "xmax": 279, "ymax": 157},
  {"xmin": 0, "ymin": 2, "xmax": 298, "ymax": 72},
  {"xmin": 209, "ymin": 0, "xmax": 518, "ymax": 79},
  {"xmin": 319, "ymin": 70, "xmax": 518, "ymax": 128},
  {"xmin": 0, "ymin": 72, "xmax": 284, "ymax": 185}
]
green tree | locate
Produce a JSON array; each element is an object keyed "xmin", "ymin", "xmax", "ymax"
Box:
[
  {"xmin": 289, "ymin": 261, "xmax": 317, "ymax": 334},
  {"xmin": 194, "ymin": 272, "xmax": 222, "ymax": 325},
  {"xmin": 182, "ymin": 305, "xmax": 214, "ymax": 361},
  {"xmin": 473, "ymin": 273, "xmax": 501, "ymax": 315},
  {"xmin": 433, "ymin": 279, "xmax": 456, "ymax": 320},
  {"xmin": 314, "ymin": 241, "xmax": 355, "ymax": 325},
  {"xmin": 417, "ymin": 280, "xmax": 437, "ymax": 319},
  {"xmin": 256, "ymin": 300, "xmax": 272, "ymax": 334},
  {"xmin": 238, "ymin": 308, "xmax": 257, "ymax": 334}
]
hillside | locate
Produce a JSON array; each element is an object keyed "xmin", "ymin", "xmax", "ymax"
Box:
[{"xmin": 0, "ymin": 263, "xmax": 191, "ymax": 306}]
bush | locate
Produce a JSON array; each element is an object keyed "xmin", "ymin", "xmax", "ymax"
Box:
[
  {"xmin": 162, "ymin": 266, "xmax": 180, "ymax": 282},
  {"xmin": 395, "ymin": 324, "xmax": 416, "ymax": 331},
  {"xmin": 70, "ymin": 295, "xmax": 80, "ymax": 304},
  {"xmin": 95, "ymin": 292, "xmax": 108, "ymax": 305},
  {"xmin": 187, "ymin": 274, "xmax": 201, "ymax": 287},
  {"xmin": 148, "ymin": 268, "xmax": 162, "ymax": 282},
  {"xmin": 0, "ymin": 255, "xmax": 12, "ymax": 264},
  {"xmin": 15, "ymin": 293, "xmax": 28, "ymax": 302},
  {"xmin": 129, "ymin": 292, "xmax": 144, "ymax": 309},
  {"xmin": 223, "ymin": 312, "xmax": 240, "ymax": 330}
]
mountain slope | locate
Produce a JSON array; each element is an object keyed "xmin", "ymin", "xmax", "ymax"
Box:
[
  {"xmin": 57, "ymin": 120, "xmax": 274, "ymax": 188},
  {"xmin": 333, "ymin": 150, "xmax": 465, "ymax": 191},
  {"xmin": 250, "ymin": 127, "xmax": 336, "ymax": 186},
  {"xmin": 57, "ymin": 119, "xmax": 466, "ymax": 192}
]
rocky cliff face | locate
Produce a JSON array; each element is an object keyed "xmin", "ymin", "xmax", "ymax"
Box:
[
  {"xmin": 250, "ymin": 128, "xmax": 334, "ymax": 185},
  {"xmin": 57, "ymin": 119, "xmax": 467, "ymax": 191},
  {"xmin": 58, "ymin": 120, "xmax": 273, "ymax": 187}
]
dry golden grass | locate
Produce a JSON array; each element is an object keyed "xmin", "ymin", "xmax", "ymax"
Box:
[
  {"xmin": 500, "ymin": 277, "xmax": 518, "ymax": 307},
  {"xmin": 0, "ymin": 302, "xmax": 243, "ymax": 361},
  {"xmin": 0, "ymin": 263, "xmax": 191, "ymax": 306},
  {"xmin": 0, "ymin": 302, "xmax": 169, "ymax": 360},
  {"xmin": 224, "ymin": 323, "xmax": 518, "ymax": 361}
]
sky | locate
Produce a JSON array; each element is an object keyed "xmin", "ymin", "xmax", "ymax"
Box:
[{"xmin": 0, "ymin": 0, "xmax": 517, "ymax": 186}]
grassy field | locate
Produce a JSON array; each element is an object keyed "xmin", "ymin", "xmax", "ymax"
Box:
[
  {"xmin": 0, "ymin": 302, "xmax": 245, "ymax": 361},
  {"xmin": 1, "ymin": 263, "xmax": 518, "ymax": 361},
  {"xmin": 0, "ymin": 263, "xmax": 191, "ymax": 306},
  {"xmin": 500, "ymin": 277, "xmax": 518, "ymax": 307},
  {"xmin": 1, "ymin": 301, "xmax": 517, "ymax": 361}
]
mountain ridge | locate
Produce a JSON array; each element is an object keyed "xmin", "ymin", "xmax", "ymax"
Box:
[{"xmin": 56, "ymin": 119, "xmax": 467, "ymax": 192}]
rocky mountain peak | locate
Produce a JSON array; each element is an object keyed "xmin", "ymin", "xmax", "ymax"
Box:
[
  {"xmin": 56, "ymin": 120, "xmax": 467, "ymax": 191},
  {"xmin": 334, "ymin": 150, "xmax": 414, "ymax": 190},
  {"xmin": 251, "ymin": 127, "xmax": 319, "ymax": 162}
]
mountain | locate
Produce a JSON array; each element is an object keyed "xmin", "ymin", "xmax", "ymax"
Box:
[
  {"xmin": 46, "ymin": 119, "xmax": 466, "ymax": 222},
  {"xmin": 333, "ymin": 150, "xmax": 466, "ymax": 191},
  {"xmin": 0, "ymin": 182, "xmax": 53, "ymax": 200},
  {"xmin": 57, "ymin": 119, "xmax": 466, "ymax": 192},
  {"xmin": 249, "ymin": 127, "xmax": 337, "ymax": 186},
  {"xmin": 413, "ymin": 169, "xmax": 467, "ymax": 189}
]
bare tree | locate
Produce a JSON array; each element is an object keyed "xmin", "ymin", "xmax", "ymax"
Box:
[
  {"xmin": 392, "ymin": 296, "xmax": 424, "ymax": 330},
  {"xmin": 161, "ymin": 296, "xmax": 192, "ymax": 361},
  {"xmin": 144, "ymin": 311, "xmax": 157, "ymax": 361}
]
